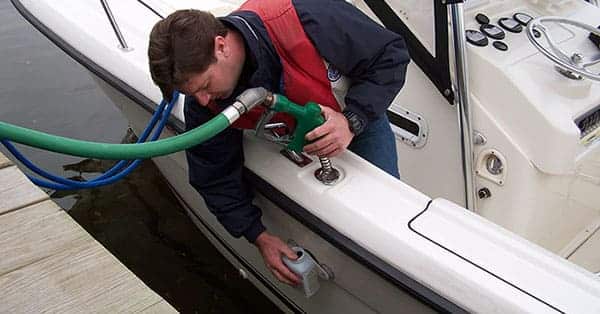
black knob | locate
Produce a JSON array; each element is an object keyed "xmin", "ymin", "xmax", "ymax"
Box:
[
  {"xmin": 478, "ymin": 188, "xmax": 492, "ymax": 199},
  {"xmin": 476, "ymin": 13, "xmax": 490, "ymax": 25}
]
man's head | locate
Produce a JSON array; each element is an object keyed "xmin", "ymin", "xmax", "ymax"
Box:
[{"xmin": 148, "ymin": 9, "xmax": 245, "ymax": 104}]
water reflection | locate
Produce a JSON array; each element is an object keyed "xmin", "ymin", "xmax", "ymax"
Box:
[{"xmin": 51, "ymin": 157, "xmax": 278, "ymax": 313}]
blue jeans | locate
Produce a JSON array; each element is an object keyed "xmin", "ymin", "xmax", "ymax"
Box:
[{"xmin": 347, "ymin": 115, "xmax": 400, "ymax": 179}]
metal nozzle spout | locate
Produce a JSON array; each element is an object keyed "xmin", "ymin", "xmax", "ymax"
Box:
[
  {"xmin": 235, "ymin": 87, "xmax": 273, "ymax": 113},
  {"xmin": 223, "ymin": 87, "xmax": 275, "ymax": 125}
]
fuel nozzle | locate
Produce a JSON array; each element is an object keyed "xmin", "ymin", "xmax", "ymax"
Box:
[
  {"xmin": 264, "ymin": 94, "xmax": 340, "ymax": 185},
  {"xmin": 266, "ymin": 94, "xmax": 324, "ymax": 154}
]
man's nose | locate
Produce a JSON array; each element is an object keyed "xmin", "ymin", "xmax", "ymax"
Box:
[{"xmin": 194, "ymin": 91, "xmax": 212, "ymax": 106}]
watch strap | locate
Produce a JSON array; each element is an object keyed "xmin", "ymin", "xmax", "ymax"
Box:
[{"xmin": 342, "ymin": 110, "xmax": 366, "ymax": 136}]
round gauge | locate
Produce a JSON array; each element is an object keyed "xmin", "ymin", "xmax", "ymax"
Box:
[{"xmin": 480, "ymin": 24, "xmax": 505, "ymax": 40}]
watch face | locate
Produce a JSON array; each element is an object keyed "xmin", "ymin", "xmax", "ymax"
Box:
[{"xmin": 350, "ymin": 116, "xmax": 364, "ymax": 134}]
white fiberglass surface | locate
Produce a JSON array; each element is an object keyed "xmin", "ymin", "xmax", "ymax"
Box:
[
  {"xmin": 385, "ymin": 0, "xmax": 436, "ymax": 56},
  {"xmin": 415, "ymin": 199, "xmax": 600, "ymax": 312},
  {"xmin": 139, "ymin": 0, "xmax": 241, "ymax": 17}
]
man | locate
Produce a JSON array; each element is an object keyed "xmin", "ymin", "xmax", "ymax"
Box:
[{"xmin": 148, "ymin": 0, "xmax": 409, "ymax": 286}]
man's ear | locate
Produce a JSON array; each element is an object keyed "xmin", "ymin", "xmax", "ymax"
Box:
[{"xmin": 214, "ymin": 36, "xmax": 229, "ymax": 58}]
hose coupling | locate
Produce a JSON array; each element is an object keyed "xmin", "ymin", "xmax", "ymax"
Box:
[{"xmin": 234, "ymin": 87, "xmax": 273, "ymax": 113}]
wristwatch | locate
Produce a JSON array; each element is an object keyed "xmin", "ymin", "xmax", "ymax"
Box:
[{"xmin": 342, "ymin": 110, "xmax": 366, "ymax": 136}]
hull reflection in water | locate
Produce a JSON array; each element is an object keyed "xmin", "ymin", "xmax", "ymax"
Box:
[{"xmin": 53, "ymin": 154, "xmax": 280, "ymax": 313}]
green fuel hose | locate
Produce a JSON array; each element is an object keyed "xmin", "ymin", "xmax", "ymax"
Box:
[
  {"xmin": 0, "ymin": 88, "xmax": 275, "ymax": 160},
  {"xmin": 0, "ymin": 87, "xmax": 325, "ymax": 161},
  {"xmin": 0, "ymin": 114, "xmax": 230, "ymax": 160}
]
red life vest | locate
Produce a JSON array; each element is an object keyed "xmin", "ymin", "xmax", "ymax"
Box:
[{"xmin": 227, "ymin": 0, "xmax": 342, "ymax": 130}]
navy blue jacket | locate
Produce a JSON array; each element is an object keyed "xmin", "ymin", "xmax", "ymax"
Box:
[{"xmin": 184, "ymin": 0, "xmax": 410, "ymax": 242}]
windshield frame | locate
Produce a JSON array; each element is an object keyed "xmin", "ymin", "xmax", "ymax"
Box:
[{"xmin": 363, "ymin": 0, "xmax": 453, "ymax": 104}]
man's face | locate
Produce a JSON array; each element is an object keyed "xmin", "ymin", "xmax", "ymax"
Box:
[
  {"xmin": 180, "ymin": 64, "xmax": 235, "ymax": 106},
  {"xmin": 179, "ymin": 35, "xmax": 242, "ymax": 106}
]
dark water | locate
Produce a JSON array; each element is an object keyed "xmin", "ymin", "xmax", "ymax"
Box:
[{"xmin": 0, "ymin": 1, "xmax": 279, "ymax": 313}]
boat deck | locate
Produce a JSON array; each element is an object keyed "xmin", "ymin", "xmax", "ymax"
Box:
[{"xmin": 0, "ymin": 152, "xmax": 177, "ymax": 313}]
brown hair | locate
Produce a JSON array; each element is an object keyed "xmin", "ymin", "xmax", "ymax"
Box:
[{"xmin": 148, "ymin": 9, "xmax": 228, "ymax": 100}]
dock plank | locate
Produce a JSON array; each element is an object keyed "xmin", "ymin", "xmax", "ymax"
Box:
[
  {"xmin": 0, "ymin": 239, "xmax": 164, "ymax": 313},
  {"xmin": 0, "ymin": 200, "xmax": 86, "ymax": 276},
  {"xmin": 0, "ymin": 151, "xmax": 177, "ymax": 313},
  {"xmin": 0, "ymin": 165, "xmax": 48, "ymax": 216},
  {"xmin": 141, "ymin": 301, "xmax": 179, "ymax": 313},
  {"xmin": 0, "ymin": 154, "xmax": 11, "ymax": 169},
  {"xmin": 0, "ymin": 201, "xmax": 174, "ymax": 313}
]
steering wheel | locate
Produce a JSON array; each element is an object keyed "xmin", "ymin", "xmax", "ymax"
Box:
[{"xmin": 527, "ymin": 16, "xmax": 600, "ymax": 81}]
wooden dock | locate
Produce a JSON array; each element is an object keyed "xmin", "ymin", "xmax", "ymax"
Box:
[{"xmin": 0, "ymin": 152, "xmax": 177, "ymax": 313}]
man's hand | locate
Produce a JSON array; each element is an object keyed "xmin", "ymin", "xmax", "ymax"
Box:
[
  {"xmin": 304, "ymin": 105, "xmax": 354, "ymax": 158},
  {"xmin": 254, "ymin": 231, "xmax": 301, "ymax": 286}
]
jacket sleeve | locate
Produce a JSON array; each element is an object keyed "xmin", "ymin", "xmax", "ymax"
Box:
[
  {"xmin": 294, "ymin": 0, "xmax": 410, "ymax": 125},
  {"xmin": 184, "ymin": 96, "xmax": 266, "ymax": 243}
]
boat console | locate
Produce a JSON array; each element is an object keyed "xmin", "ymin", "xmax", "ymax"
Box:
[
  {"xmin": 457, "ymin": 0, "xmax": 600, "ymax": 269},
  {"xmin": 465, "ymin": 0, "xmax": 600, "ymax": 170}
]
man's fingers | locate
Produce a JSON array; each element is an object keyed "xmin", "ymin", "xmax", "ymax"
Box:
[
  {"xmin": 315, "ymin": 142, "xmax": 338, "ymax": 157},
  {"xmin": 304, "ymin": 135, "xmax": 332, "ymax": 154},
  {"xmin": 274, "ymin": 261, "xmax": 301, "ymax": 285},
  {"xmin": 318, "ymin": 104, "xmax": 334, "ymax": 120},
  {"xmin": 306, "ymin": 123, "xmax": 330, "ymax": 142},
  {"xmin": 305, "ymin": 133, "xmax": 346, "ymax": 156},
  {"xmin": 305, "ymin": 108, "xmax": 353, "ymax": 156},
  {"xmin": 281, "ymin": 246, "xmax": 298, "ymax": 260},
  {"xmin": 306, "ymin": 108, "xmax": 337, "ymax": 141},
  {"xmin": 256, "ymin": 232, "xmax": 302, "ymax": 286},
  {"xmin": 321, "ymin": 146, "xmax": 342, "ymax": 158},
  {"xmin": 271, "ymin": 268, "xmax": 295, "ymax": 286}
]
